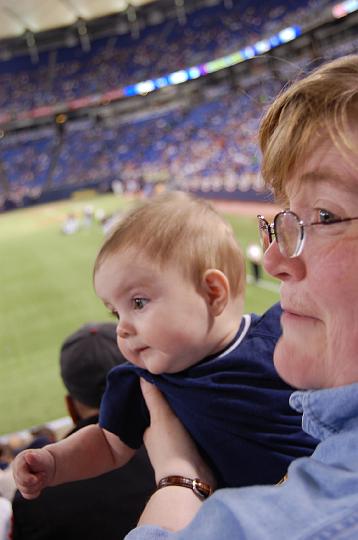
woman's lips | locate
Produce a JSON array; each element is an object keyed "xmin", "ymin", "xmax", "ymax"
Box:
[{"xmin": 281, "ymin": 309, "xmax": 317, "ymax": 323}]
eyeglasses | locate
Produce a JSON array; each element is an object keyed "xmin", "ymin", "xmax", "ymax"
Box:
[{"xmin": 257, "ymin": 210, "xmax": 358, "ymax": 258}]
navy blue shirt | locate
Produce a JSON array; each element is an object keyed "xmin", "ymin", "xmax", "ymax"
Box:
[{"xmin": 99, "ymin": 303, "xmax": 317, "ymax": 488}]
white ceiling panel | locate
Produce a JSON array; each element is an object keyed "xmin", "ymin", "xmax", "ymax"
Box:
[
  {"xmin": 0, "ymin": 0, "xmax": 158, "ymax": 39},
  {"xmin": 0, "ymin": 9, "xmax": 24, "ymax": 39}
]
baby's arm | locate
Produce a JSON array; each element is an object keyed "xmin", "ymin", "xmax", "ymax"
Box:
[{"xmin": 13, "ymin": 424, "xmax": 135, "ymax": 499}]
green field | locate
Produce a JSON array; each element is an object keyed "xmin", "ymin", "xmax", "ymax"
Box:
[{"xmin": 0, "ymin": 193, "xmax": 279, "ymax": 436}]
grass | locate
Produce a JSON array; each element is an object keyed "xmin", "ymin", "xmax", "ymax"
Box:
[{"xmin": 0, "ymin": 193, "xmax": 279, "ymax": 435}]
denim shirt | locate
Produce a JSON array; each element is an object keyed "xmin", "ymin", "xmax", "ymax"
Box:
[{"xmin": 126, "ymin": 383, "xmax": 358, "ymax": 540}]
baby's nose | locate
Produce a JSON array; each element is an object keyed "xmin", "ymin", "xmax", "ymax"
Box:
[{"xmin": 118, "ymin": 327, "xmax": 130, "ymax": 339}]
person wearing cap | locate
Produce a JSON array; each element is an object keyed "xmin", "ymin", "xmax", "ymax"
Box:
[
  {"xmin": 11, "ymin": 322, "xmax": 155, "ymax": 540},
  {"xmin": 59, "ymin": 322, "xmax": 125, "ymax": 430}
]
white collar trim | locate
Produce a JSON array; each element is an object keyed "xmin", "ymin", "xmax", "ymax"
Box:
[{"xmin": 217, "ymin": 314, "xmax": 251, "ymax": 359}]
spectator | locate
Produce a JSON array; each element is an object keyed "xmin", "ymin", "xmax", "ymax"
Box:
[
  {"xmin": 122, "ymin": 55, "xmax": 358, "ymax": 539},
  {"xmin": 0, "ymin": 441, "xmax": 18, "ymax": 504},
  {"xmin": 0, "ymin": 464, "xmax": 16, "ymax": 502},
  {"xmin": 0, "ymin": 445, "xmax": 14, "ymax": 470},
  {"xmin": 245, "ymin": 242, "xmax": 263, "ymax": 283},
  {"xmin": 13, "ymin": 192, "xmax": 316, "ymax": 503},
  {"xmin": 11, "ymin": 322, "xmax": 155, "ymax": 540},
  {"xmin": 26, "ymin": 428, "xmax": 56, "ymax": 450},
  {"xmin": 61, "ymin": 213, "xmax": 79, "ymax": 235},
  {"xmin": 0, "ymin": 496, "xmax": 11, "ymax": 540}
]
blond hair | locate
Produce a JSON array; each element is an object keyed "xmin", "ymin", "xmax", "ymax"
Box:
[
  {"xmin": 94, "ymin": 191, "xmax": 245, "ymax": 299},
  {"xmin": 259, "ymin": 55, "xmax": 358, "ymax": 203}
]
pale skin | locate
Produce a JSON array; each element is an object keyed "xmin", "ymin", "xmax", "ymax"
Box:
[
  {"xmin": 14, "ymin": 394, "xmax": 132, "ymax": 499},
  {"xmin": 12, "ymin": 252, "xmax": 241, "ymax": 500},
  {"xmin": 13, "ymin": 425, "xmax": 134, "ymax": 500},
  {"xmin": 266, "ymin": 135, "xmax": 358, "ymax": 389}
]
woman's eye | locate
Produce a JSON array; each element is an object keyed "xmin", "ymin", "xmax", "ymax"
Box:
[
  {"xmin": 318, "ymin": 209, "xmax": 340, "ymax": 224},
  {"xmin": 133, "ymin": 298, "xmax": 148, "ymax": 310}
]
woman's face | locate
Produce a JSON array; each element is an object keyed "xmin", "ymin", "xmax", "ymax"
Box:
[{"xmin": 264, "ymin": 132, "xmax": 358, "ymax": 389}]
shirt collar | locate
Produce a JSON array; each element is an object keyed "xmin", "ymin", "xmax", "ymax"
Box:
[
  {"xmin": 217, "ymin": 314, "xmax": 251, "ymax": 359},
  {"xmin": 289, "ymin": 383, "xmax": 358, "ymax": 441}
]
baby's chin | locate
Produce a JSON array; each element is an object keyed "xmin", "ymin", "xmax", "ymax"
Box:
[
  {"xmin": 137, "ymin": 351, "xmax": 170, "ymax": 375},
  {"xmin": 145, "ymin": 366, "xmax": 166, "ymax": 375}
]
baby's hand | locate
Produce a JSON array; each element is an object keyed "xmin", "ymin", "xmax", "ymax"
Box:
[{"xmin": 12, "ymin": 448, "xmax": 55, "ymax": 499}]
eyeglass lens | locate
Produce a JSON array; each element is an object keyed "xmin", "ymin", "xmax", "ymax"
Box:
[
  {"xmin": 275, "ymin": 212, "xmax": 302, "ymax": 257},
  {"xmin": 258, "ymin": 217, "xmax": 271, "ymax": 252}
]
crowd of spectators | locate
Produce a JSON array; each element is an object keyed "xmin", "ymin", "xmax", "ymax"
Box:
[
  {"xmin": 0, "ymin": 31, "xmax": 356, "ymax": 212},
  {"xmin": 0, "ymin": 76, "xmax": 281, "ymax": 209},
  {"xmin": 0, "ymin": 0, "xmax": 335, "ymax": 115},
  {"xmin": 0, "ymin": 0, "xmax": 355, "ymax": 211}
]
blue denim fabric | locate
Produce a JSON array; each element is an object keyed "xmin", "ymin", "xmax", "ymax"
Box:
[{"xmin": 126, "ymin": 383, "xmax": 358, "ymax": 540}]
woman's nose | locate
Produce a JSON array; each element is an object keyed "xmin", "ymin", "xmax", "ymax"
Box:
[{"xmin": 263, "ymin": 240, "xmax": 306, "ymax": 282}]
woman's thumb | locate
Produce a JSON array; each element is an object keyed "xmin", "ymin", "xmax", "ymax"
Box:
[{"xmin": 140, "ymin": 378, "xmax": 171, "ymax": 421}]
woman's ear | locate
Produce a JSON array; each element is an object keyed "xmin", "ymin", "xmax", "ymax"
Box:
[{"xmin": 202, "ymin": 269, "xmax": 230, "ymax": 316}]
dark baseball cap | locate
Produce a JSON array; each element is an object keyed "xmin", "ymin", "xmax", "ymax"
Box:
[{"xmin": 60, "ymin": 322, "xmax": 125, "ymax": 408}]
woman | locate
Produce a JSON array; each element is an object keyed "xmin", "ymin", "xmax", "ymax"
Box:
[{"xmin": 125, "ymin": 55, "xmax": 358, "ymax": 539}]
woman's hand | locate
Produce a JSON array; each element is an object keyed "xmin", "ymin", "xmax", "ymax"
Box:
[
  {"xmin": 134, "ymin": 379, "xmax": 216, "ymax": 531},
  {"xmin": 140, "ymin": 378, "xmax": 216, "ymax": 488}
]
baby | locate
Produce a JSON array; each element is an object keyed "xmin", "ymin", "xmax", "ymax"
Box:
[{"xmin": 13, "ymin": 191, "xmax": 316, "ymax": 498}]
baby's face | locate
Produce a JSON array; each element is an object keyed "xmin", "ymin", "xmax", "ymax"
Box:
[{"xmin": 94, "ymin": 249, "xmax": 214, "ymax": 374}]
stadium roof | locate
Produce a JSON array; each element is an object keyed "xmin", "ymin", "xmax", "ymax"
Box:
[{"xmin": 0, "ymin": 0, "xmax": 157, "ymax": 40}]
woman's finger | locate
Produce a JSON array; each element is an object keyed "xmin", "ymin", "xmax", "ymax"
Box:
[
  {"xmin": 140, "ymin": 378, "xmax": 173, "ymax": 421},
  {"xmin": 139, "ymin": 378, "xmax": 216, "ymax": 487}
]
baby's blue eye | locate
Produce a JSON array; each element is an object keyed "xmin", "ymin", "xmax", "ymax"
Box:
[{"xmin": 133, "ymin": 298, "xmax": 148, "ymax": 310}]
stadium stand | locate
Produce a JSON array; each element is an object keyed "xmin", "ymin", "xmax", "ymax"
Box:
[
  {"xmin": 0, "ymin": 0, "xmax": 336, "ymax": 114},
  {"xmin": 0, "ymin": 0, "xmax": 356, "ymax": 213},
  {"xmin": 0, "ymin": 78, "xmax": 279, "ymax": 207},
  {"xmin": 50, "ymin": 79, "xmax": 280, "ymax": 192}
]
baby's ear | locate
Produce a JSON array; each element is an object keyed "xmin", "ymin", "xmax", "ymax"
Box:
[{"xmin": 202, "ymin": 269, "xmax": 229, "ymax": 316}]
